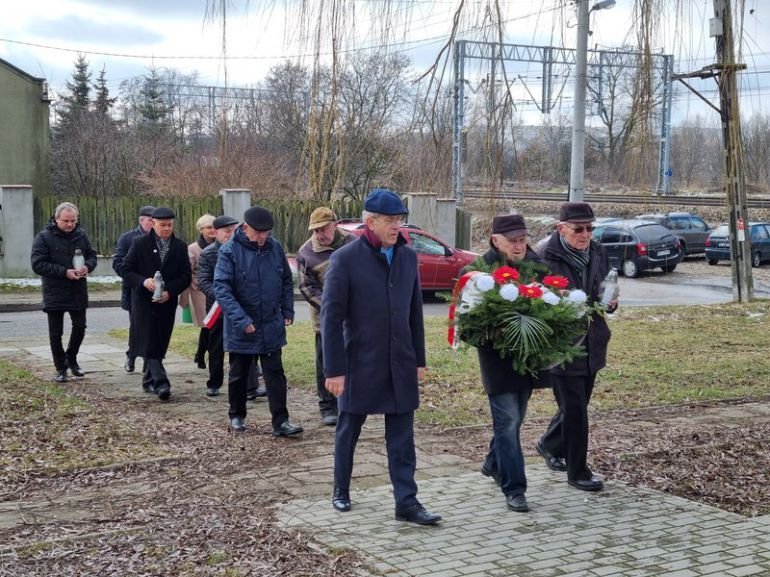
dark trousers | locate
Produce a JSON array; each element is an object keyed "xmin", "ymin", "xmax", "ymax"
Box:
[
  {"xmin": 314, "ymin": 332, "xmax": 337, "ymax": 417},
  {"xmin": 47, "ymin": 309, "xmax": 86, "ymax": 371},
  {"xmin": 207, "ymin": 320, "xmax": 225, "ymax": 389},
  {"xmin": 228, "ymin": 351, "xmax": 288, "ymax": 428},
  {"xmin": 540, "ymin": 373, "xmax": 597, "ymax": 481},
  {"xmin": 126, "ymin": 308, "xmax": 136, "ymax": 360},
  {"xmin": 195, "ymin": 327, "xmax": 209, "ymax": 363},
  {"xmin": 484, "ymin": 389, "xmax": 532, "ymax": 497},
  {"xmin": 334, "ymin": 411, "xmax": 418, "ymax": 511},
  {"xmin": 142, "ymin": 358, "xmax": 170, "ymax": 390}
]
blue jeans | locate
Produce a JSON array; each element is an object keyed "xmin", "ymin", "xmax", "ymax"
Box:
[{"xmin": 484, "ymin": 390, "xmax": 532, "ymax": 497}]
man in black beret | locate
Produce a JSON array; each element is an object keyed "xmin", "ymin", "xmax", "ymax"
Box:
[
  {"xmin": 113, "ymin": 205, "xmax": 155, "ymax": 373},
  {"xmin": 536, "ymin": 201, "xmax": 616, "ymax": 492},
  {"xmin": 214, "ymin": 206, "xmax": 302, "ymax": 436},
  {"xmin": 122, "ymin": 207, "xmax": 191, "ymax": 401}
]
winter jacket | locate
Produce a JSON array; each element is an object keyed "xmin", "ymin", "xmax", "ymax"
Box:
[
  {"xmin": 31, "ymin": 219, "xmax": 97, "ymax": 312},
  {"xmin": 539, "ymin": 232, "xmax": 612, "ymax": 376},
  {"xmin": 197, "ymin": 240, "xmax": 222, "ymax": 314},
  {"xmin": 213, "ymin": 229, "xmax": 294, "ymax": 355},
  {"xmin": 297, "ymin": 229, "xmax": 355, "ymax": 332},
  {"xmin": 321, "ymin": 233, "xmax": 426, "ymax": 415},
  {"xmin": 113, "ymin": 226, "xmax": 146, "ymax": 310}
]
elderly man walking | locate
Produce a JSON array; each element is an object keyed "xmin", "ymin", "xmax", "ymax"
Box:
[
  {"xmin": 297, "ymin": 206, "xmax": 355, "ymax": 426},
  {"xmin": 214, "ymin": 206, "xmax": 303, "ymax": 436},
  {"xmin": 536, "ymin": 202, "xmax": 616, "ymax": 492},
  {"xmin": 31, "ymin": 202, "xmax": 98, "ymax": 382},
  {"xmin": 113, "ymin": 205, "xmax": 155, "ymax": 373},
  {"xmin": 322, "ymin": 188, "xmax": 441, "ymax": 525},
  {"xmin": 123, "ymin": 207, "xmax": 191, "ymax": 401}
]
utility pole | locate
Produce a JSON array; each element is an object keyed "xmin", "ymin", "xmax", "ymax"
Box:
[
  {"xmin": 713, "ymin": 0, "xmax": 752, "ymax": 302},
  {"xmin": 569, "ymin": 0, "xmax": 590, "ymax": 202}
]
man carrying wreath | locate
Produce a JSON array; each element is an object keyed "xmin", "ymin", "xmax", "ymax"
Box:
[{"xmin": 536, "ymin": 201, "xmax": 617, "ymax": 492}]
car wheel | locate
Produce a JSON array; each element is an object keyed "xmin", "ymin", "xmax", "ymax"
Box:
[
  {"xmin": 662, "ymin": 264, "xmax": 677, "ymax": 273},
  {"xmin": 622, "ymin": 259, "xmax": 638, "ymax": 278},
  {"xmin": 707, "ymin": 258, "xmax": 718, "ymax": 266},
  {"xmin": 752, "ymin": 252, "xmax": 761, "ymax": 268},
  {"xmin": 678, "ymin": 240, "xmax": 687, "ymax": 257}
]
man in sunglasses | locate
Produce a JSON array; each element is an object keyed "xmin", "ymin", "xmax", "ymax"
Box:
[{"xmin": 536, "ymin": 201, "xmax": 617, "ymax": 492}]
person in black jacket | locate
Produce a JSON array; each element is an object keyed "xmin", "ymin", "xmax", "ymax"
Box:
[
  {"xmin": 31, "ymin": 202, "xmax": 98, "ymax": 382},
  {"xmin": 123, "ymin": 207, "xmax": 191, "ymax": 401},
  {"xmin": 112, "ymin": 205, "xmax": 155, "ymax": 373},
  {"xmin": 536, "ymin": 202, "xmax": 617, "ymax": 492},
  {"xmin": 467, "ymin": 214, "xmax": 549, "ymax": 513}
]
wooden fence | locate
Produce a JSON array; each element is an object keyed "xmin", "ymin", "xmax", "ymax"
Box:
[{"xmin": 35, "ymin": 195, "xmax": 364, "ymax": 256}]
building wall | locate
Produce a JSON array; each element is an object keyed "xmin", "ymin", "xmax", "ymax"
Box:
[{"xmin": 0, "ymin": 59, "xmax": 50, "ymax": 195}]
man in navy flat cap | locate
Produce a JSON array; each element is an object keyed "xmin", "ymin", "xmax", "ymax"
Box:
[
  {"xmin": 123, "ymin": 207, "xmax": 191, "ymax": 401},
  {"xmin": 322, "ymin": 188, "xmax": 442, "ymax": 525}
]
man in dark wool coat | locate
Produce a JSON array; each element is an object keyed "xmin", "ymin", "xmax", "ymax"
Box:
[
  {"xmin": 321, "ymin": 188, "xmax": 442, "ymax": 526},
  {"xmin": 123, "ymin": 207, "xmax": 191, "ymax": 401}
]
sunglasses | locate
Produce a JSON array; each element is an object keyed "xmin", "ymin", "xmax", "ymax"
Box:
[{"xmin": 563, "ymin": 224, "xmax": 595, "ymax": 234}]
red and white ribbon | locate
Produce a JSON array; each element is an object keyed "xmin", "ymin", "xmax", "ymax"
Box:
[{"xmin": 447, "ymin": 271, "xmax": 480, "ymax": 349}]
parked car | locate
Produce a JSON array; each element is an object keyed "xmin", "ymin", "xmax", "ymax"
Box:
[
  {"xmin": 705, "ymin": 222, "xmax": 770, "ymax": 267},
  {"xmin": 634, "ymin": 212, "xmax": 712, "ymax": 256},
  {"xmin": 591, "ymin": 219, "xmax": 683, "ymax": 278},
  {"xmin": 337, "ymin": 220, "xmax": 478, "ymax": 291}
]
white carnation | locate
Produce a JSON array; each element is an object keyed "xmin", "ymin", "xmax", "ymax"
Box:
[
  {"xmin": 567, "ymin": 289, "xmax": 588, "ymax": 304},
  {"xmin": 475, "ymin": 274, "xmax": 495, "ymax": 292},
  {"xmin": 499, "ymin": 283, "xmax": 519, "ymax": 301},
  {"xmin": 541, "ymin": 291, "xmax": 560, "ymax": 305}
]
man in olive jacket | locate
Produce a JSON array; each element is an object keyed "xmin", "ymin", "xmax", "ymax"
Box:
[
  {"xmin": 322, "ymin": 188, "xmax": 441, "ymax": 525},
  {"xmin": 31, "ymin": 202, "xmax": 97, "ymax": 382},
  {"xmin": 123, "ymin": 207, "xmax": 191, "ymax": 401},
  {"xmin": 536, "ymin": 202, "xmax": 616, "ymax": 492}
]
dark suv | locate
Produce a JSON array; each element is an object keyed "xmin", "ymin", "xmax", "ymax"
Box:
[
  {"xmin": 635, "ymin": 212, "xmax": 711, "ymax": 256},
  {"xmin": 592, "ymin": 219, "xmax": 683, "ymax": 278}
]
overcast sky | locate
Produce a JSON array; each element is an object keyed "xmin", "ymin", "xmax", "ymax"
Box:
[{"xmin": 1, "ymin": 0, "xmax": 768, "ymax": 125}]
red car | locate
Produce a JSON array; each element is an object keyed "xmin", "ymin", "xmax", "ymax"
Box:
[{"xmin": 336, "ymin": 220, "xmax": 478, "ymax": 292}]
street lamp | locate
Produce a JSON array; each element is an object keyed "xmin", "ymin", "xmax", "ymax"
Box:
[{"xmin": 569, "ymin": 0, "xmax": 616, "ymax": 202}]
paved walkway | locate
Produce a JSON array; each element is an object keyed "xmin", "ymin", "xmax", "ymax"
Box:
[{"xmin": 2, "ymin": 330, "xmax": 770, "ymax": 577}]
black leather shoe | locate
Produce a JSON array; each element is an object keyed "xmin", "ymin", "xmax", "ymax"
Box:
[
  {"xmin": 54, "ymin": 369, "xmax": 68, "ymax": 383},
  {"xmin": 229, "ymin": 417, "xmax": 246, "ymax": 432},
  {"xmin": 506, "ymin": 494, "xmax": 529, "ymax": 512},
  {"xmin": 67, "ymin": 360, "xmax": 85, "ymax": 378},
  {"xmin": 481, "ymin": 463, "xmax": 501, "ymax": 486},
  {"xmin": 206, "ymin": 387, "xmax": 220, "ymax": 397},
  {"xmin": 272, "ymin": 421, "xmax": 303, "ymax": 437},
  {"xmin": 395, "ymin": 503, "xmax": 442, "ymax": 525},
  {"xmin": 156, "ymin": 384, "xmax": 171, "ymax": 401},
  {"xmin": 536, "ymin": 442, "xmax": 567, "ymax": 472},
  {"xmin": 253, "ymin": 385, "xmax": 267, "ymax": 398},
  {"xmin": 568, "ymin": 475, "xmax": 604, "ymax": 492},
  {"xmin": 142, "ymin": 382, "xmax": 156, "ymax": 394},
  {"xmin": 322, "ymin": 414, "xmax": 338, "ymax": 426},
  {"xmin": 124, "ymin": 355, "xmax": 135, "ymax": 373},
  {"xmin": 332, "ymin": 487, "xmax": 351, "ymax": 512}
]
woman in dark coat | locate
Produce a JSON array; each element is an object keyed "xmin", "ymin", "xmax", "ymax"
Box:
[
  {"xmin": 122, "ymin": 208, "xmax": 191, "ymax": 401},
  {"xmin": 467, "ymin": 214, "xmax": 549, "ymax": 513},
  {"xmin": 31, "ymin": 202, "xmax": 97, "ymax": 382}
]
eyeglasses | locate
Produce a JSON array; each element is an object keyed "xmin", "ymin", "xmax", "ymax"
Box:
[
  {"xmin": 376, "ymin": 215, "xmax": 407, "ymax": 226},
  {"xmin": 563, "ymin": 224, "xmax": 595, "ymax": 234}
]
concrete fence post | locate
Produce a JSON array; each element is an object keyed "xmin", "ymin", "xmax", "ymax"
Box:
[
  {"xmin": 0, "ymin": 185, "xmax": 35, "ymax": 277},
  {"xmin": 219, "ymin": 189, "xmax": 252, "ymax": 221}
]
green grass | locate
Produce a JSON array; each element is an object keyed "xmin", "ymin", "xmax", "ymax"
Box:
[{"xmin": 157, "ymin": 301, "xmax": 770, "ymax": 427}]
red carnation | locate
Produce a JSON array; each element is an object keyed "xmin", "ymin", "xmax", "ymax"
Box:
[
  {"xmin": 542, "ymin": 275, "xmax": 569, "ymax": 289},
  {"xmin": 519, "ymin": 283, "xmax": 544, "ymax": 299},
  {"xmin": 492, "ymin": 266, "xmax": 520, "ymax": 284}
]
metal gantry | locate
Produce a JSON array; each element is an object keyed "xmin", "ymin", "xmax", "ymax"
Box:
[{"xmin": 452, "ymin": 39, "xmax": 675, "ymax": 202}]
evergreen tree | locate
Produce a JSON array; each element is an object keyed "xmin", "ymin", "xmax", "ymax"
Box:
[
  {"xmin": 60, "ymin": 54, "xmax": 91, "ymax": 123},
  {"xmin": 93, "ymin": 66, "xmax": 117, "ymax": 115},
  {"xmin": 138, "ymin": 67, "xmax": 170, "ymax": 127}
]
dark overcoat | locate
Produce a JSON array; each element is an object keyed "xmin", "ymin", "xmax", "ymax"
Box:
[
  {"xmin": 468, "ymin": 247, "xmax": 551, "ymax": 395},
  {"xmin": 122, "ymin": 230, "xmax": 191, "ymax": 359},
  {"xmin": 213, "ymin": 229, "xmax": 294, "ymax": 355},
  {"xmin": 113, "ymin": 226, "xmax": 145, "ymax": 311},
  {"xmin": 539, "ymin": 233, "xmax": 611, "ymax": 376},
  {"xmin": 321, "ymin": 233, "xmax": 426, "ymax": 415},
  {"xmin": 31, "ymin": 219, "xmax": 98, "ymax": 312},
  {"xmin": 197, "ymin": 240, "xmax": 221, "ymax": 313}
]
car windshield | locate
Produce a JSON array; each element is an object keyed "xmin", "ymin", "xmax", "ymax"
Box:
[
  {"xmin": 632, "ymin": 223, "xmax": 673, "ymax": 241},
  {"xmin": 711, "ymin": 225, "xmax": 729, "ymax": 236}
]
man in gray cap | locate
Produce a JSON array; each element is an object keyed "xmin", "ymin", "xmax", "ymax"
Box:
[
  {"xmin": 113, "ymin": 205, "xmax": 155, "ymax": 373},
  {"xmin": 322, "ymin": 188, "xmax": 441, "ymax": 525},
  {"xmin": 214, "ymin": 206, "xmax": 302, "ymax": 436},
  {"xmin": 123, "ymin": 207, "xmax": 191, "ymax": 401},
  {"xmin": 536, "ymin": 201, "xmax": 616, "ymax": 492}
]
